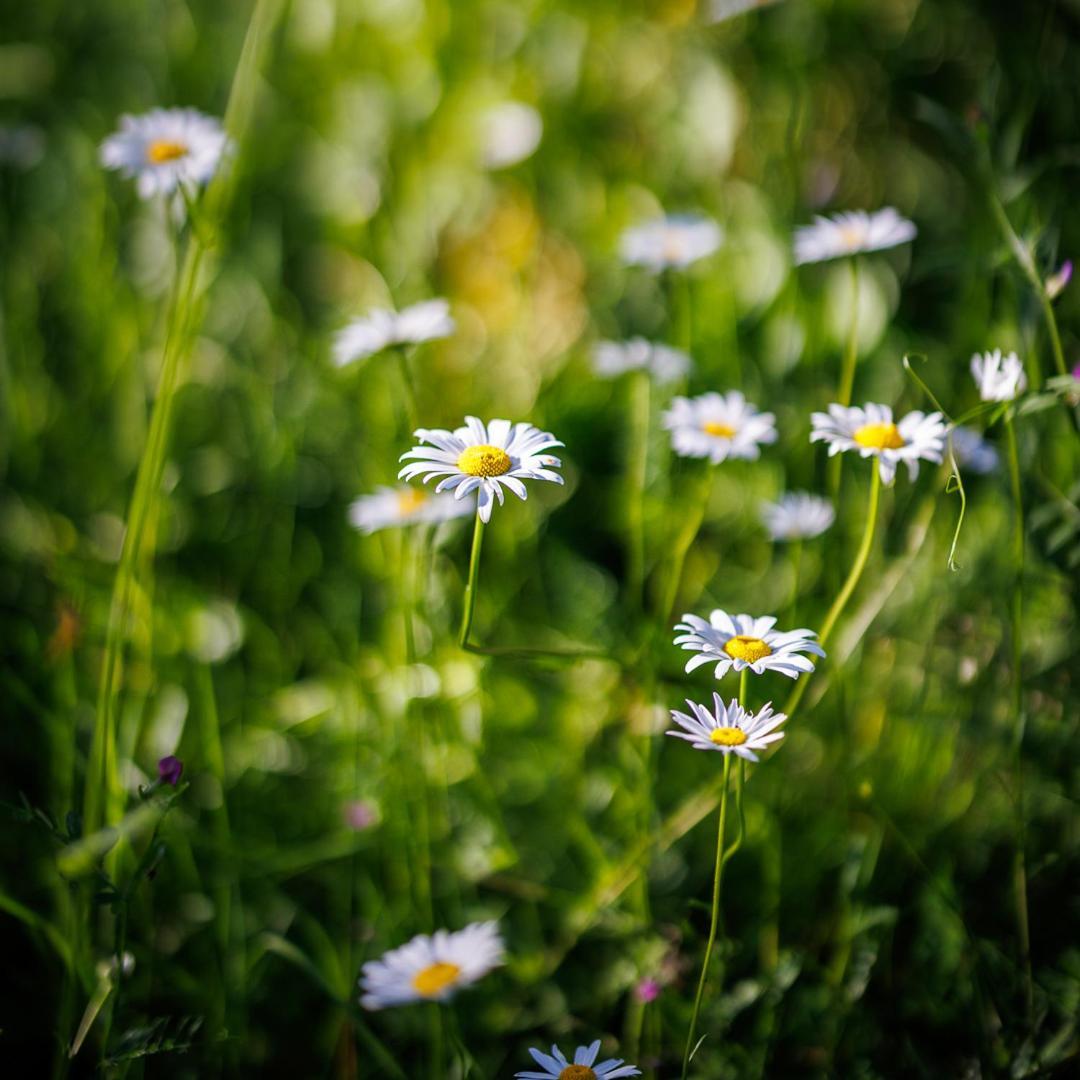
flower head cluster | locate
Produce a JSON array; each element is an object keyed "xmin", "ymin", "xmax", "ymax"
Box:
[
  {"xmin": 348, "ymin": 485, "xmax": 473, "ymax": 535},
  {"xmin": 667, "ymin": 693, "xmax": 787, "ymax": 762},
  {"xmin": 970, "ymin": 349, "xmax": 1027, "ymax": 402},
  {"xmin": 794, "ymin": 208, "xmax": 916, "ymax": 265},
  {"xmin": 516, "ymin": 1040, "xmax": 641, "ymax": 1079},
  {"xmin": 663, "ymin": 391, "xmax": 777, "ymax": 463},
  {"xmin": 592, "ymin": 338, "xmax": 691, "ymax": 384},
  {"xmin": 760, "ymin": 492, "xmax": 834, "ymax": 541},
  {"xmin": 333, "ymin": 299, "xmax": 455, "ymax": 367},
  {"xmin": 619, "ymin": 213, "xmax": 723, "ymax": 272},
  {"xmin": 675, "ymin": 609, "xmax": 825, "ymax": 680}
]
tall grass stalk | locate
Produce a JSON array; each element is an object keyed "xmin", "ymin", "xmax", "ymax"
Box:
[{"xmin": 626, "ymin": 370, "xmax": 651, "ymax": 611}]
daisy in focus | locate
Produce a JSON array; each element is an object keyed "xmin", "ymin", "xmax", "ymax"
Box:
[
  {"xmin": 761, "ymin": 491, "xmax": 835, "ymax": 541},
  {"xmin": 793, "ymin": 208, "xmax": 916, "ymax": 266},
  {"xmin": 950, "ymin": 426, "xmax": 999, "ymax": 475},
  {"xmin": 667, "ymin": 693, "xmax": 787, "ymax": 762},
  {"xmin": 619, "ymin": 213, "xmax": 723, "ymax": 272},
  {"xmin": 100, "ymin": 108, "xmax": 230, "ymax": 199},
  {"xmin": 515, "ymin": 1040, "xmax": 641, "ymax": 1079},
  {"xmin": 333, "ymin": 299, "xmax": 455, "ymax": 368},
  {"xmin": 398, "ymin": 416, "xmax": 564, "ymax": 524},
  {"xmin": 592, "ymin": 338, "xmax": 691, "ymax": 384},
  {"xmin": 348, "ymin": 485, "xmax": 474, "ymax": 535},
  {"xmin": 810, "ymin": 403, "xmax": 946, "ymax": 485},
  {"xmin": 359, "ymin": 921, "xmax": 503, "ymax": 1010},
  {"xmin": 662, "ymin": 391, "xmax": 777, "ymax": 463},
  {"xmin": 970, "ymin": 349, "xmax": 1027, "ymax": 402},
  {"xmin": 675, "ymin": 609, "xmax": 825, "ymax": 679}
]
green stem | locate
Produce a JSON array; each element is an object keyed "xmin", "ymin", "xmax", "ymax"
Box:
[
  {"xmin": 738, "ymin": 668, "xmax": 749, "ymax": 711},
  {"xmin": 827, "ymin": 259, "xmax": 861, "ymax": 503},
  {"xmin": 396, "ymin": 345, "xmax": 419, "ymax": 434},
  {"xmin": 626, "ymin": 370, "xmax": 651, "ymax": 611},
  {"xmin": 659, "ymin": 466, "xmax": 715, "ymax": 623},
  {"xmin": 682, "ymin": 754, "xmax": 733, "ymax": 1080},
  {"xmin": 428, "ymin": 1002, "xmax": 444, "ymax": 1080},
  {"xmin": 458, "ymin": 513, "xmax": 486, "ymax": 650},
  {"xmin": 787, "ymin": 540, "xmax": 803, "ymax": 626}
]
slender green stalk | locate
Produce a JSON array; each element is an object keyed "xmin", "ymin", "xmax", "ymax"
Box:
[
  {"xmin": 827, "ymin": 259, "xmax": 861, "ymax": 503},
  {"xmin": 682, "ymin": 754, "xmax": 733, "ymax": 1080},
  {"xmin": 429, "ymin": 1002, "xmax": 444, "ymax": 1080},
  {"xmin": 396, "ymin": 345, "xmax": 419, "ymax": 434},
  {"xmin": 786, "ymin": 540, "xmax": 803, "ymax": 625},
  {"xmin": 659, "ymin": 465, "xmax": 714, "ymax": 623},
  {"xmin": 626, "ymin": 370, "xmax": 651, "ymax": 611},
  {"xmin": 458, "ymin": 513, "xmax": 486, "ymax": 650}
]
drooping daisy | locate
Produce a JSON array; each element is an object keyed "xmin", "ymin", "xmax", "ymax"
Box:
[
  {"xmin": 970, "ymin": 349, "xmax": 1027, "ymax": 402},
  {"xmin": 348, "ymin": 485, "xmax": 474, "ymax": 535},
  {"xmin": 592, "ymin": 338, "xmax": 691, "ymax": 384},
  {"xmin": 100, "ymin": 108, "xmax": 230, "ymax": 199},
  {"xmin": 667, "ymin": 693, "xmax": 786, "ymax": 763},
  {"xmin": 662, "ymin": 391, "xmax": 777, "ymax": 463},
  {"xmin": 515, "ymin": 1040, "xmax": 641, "ymax": 1079},
  {"xmin": 760, "ymin": 492, "xmax": 835, "ymax": 541},
  {"xmin": 333, "ymin": 299, "xmax": 455, "ymax": 367},
  {"xmin": 480, "ymin": 101, "xmax": 543, "ymax": 169},
  {"xmin": 359, "ymin": 921, "xmax": 504, "ymax": 1010},
  {"xmin": 619, "ymin": 213, "xmax": 723, "ymax": 272},
  {"xmin": 949, "ymin": 426, "xmax": 998, "ymax": 475},
  {"xmin": 810, "ymin": 402, "xmax": 946, "ymax": 485},
  {"xmin": 793, "ymin": 208, "xmax": 916, "ymax": 266},
  {"xmin": 398, "ymin": 416, "xmax": 564, "ymax": 524},
  {"xmin": 675, "ymin": 610, "xmax": 825, "ymax": 680}
]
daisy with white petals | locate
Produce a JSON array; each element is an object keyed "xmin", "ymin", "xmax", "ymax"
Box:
[
  {"xmin": 333, "ymin": 299, "xmax": 455, "ymax": 368},
  {"xmin": 810, "ymin": 402, "xmax": 945, "ymax": 485},
  {"xmin": 348, "ymin": 485, "xmax": 474, "ymax": 535},
  {"xmin": 100, "ymin": 108, "xmax": 230, "ymax": 199},
  {"xmin": 619, "ymin": 213, "xmax": 723, "ymax": 272},
  {"xmin": 359, "ymin": 922, "xmax": 503, "ymax": 1010},
  {"xmin": 793, "ymin": 208, "xmax": 916, "ymax": 266},
  {"xmin": 761, "ymin": 492, "xmax": 835, "ymax": 541},
  {"xmin": 970, "ymin": 349, "xmax": 1027, "ymax": 402},
  {"xmin": 663, "ymin": 391, "xmax": 777, "ymax": 464},
  {"xmin": 667, "ymin": 693, "xmax": 787, "ymax": 763},
  {"xmin": 516, "ymin": 1040, "xmax": 641, "ymax": 1079},
  {"xmin": 398, "ymin": 416, "xmax": 563, "ymax": 524},
  {"xmin": 592, "ymin": 338, "xmax": 691, "ymax": 384},
  {"xmin": 675, "ymin": 610, "xmax": 825, "ymax": 680}
]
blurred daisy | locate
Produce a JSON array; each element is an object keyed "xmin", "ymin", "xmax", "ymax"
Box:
[
  {"xmin": 348, "ymin": 485, "xmax": 474, "ymax": 534},
  {"xmin": 480, "ymin": 101, "xmax": 543, "ymax": 169},
  {"xmin": 810, "ymin": 403, "xmax": 945, "ymax": 485},
  {"xmin": 515, "ymin": 1040, "xmax": 641, "ymax": 1079},
  {"xmin": 360, "ymin": 921, "xmax": 503, "ymax": 1010},
  {"xmin": 970, "ymin": 349, "xmax": 1027, "ymax": 402},
  {"xmin": 667, "ymin": 693, "xmax": 786, "ymax": 762},
  {"xmin": 662, "ymin": 391, "xmax": 777, "ymax": 463},
  {"xmin": 398, "ymin": 416, "xmax": 564, "ymax": 524},
  {"xmin": 675, "ymin": 610, "xmax": 824, "ymax": 679},
  {"xmin": 793, "ymin": 208, "xmax": 916, "ymax": 266},
  {"xmin": 761, "ymin": 492, "xmax": 835, "ymax": 541},
  {"xmin": 950, "ymin": 426, "xmax": 998, "ymax": 475},
  {"xmin": 333, "ymin": 299, "xmax": 455, "ymax": 367},
  {"xmin": 619, "ymin": 213, "xmax": 723, "ymax": 272},
  {"xmin": 592, "ymin": 338, "xmax": 691, "ymax": 384},
  {"xmin": 709, "ymin": 0, "xmax": 783, "ymax": 21},
  {"xmin": 100, "ymin": 108, "xmax": 230, "ymax": 199}
]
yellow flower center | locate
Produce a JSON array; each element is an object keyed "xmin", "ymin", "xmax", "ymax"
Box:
[
  {"xmin": 853, "ymin": 422, "xmax": 904, "ymax": 450},
  {"xmin": 703, "ymin": 421, "xmax": 736, "ymax": 438},
  {"xmin": 396, "ymin": 488, "xmax": 428, "ymax": 515},
  {"xmin": 558, "ymin": 1068, "xmax": 597, "ymax": 1080},
  {"xmin": 838, "ymin": 223, "xmax": 866, "ymax": 250},
  {"xmin": 458, "ymin": 444, "xmax": 512, "ymax": 477},
  {"xmin": 662, "ymin": 233, "xmax": 687, "ymax": 262},
  {"xmin": 710, "ymin": 726, "xmax": 748, "ymax": 747},
  {"xmin": 723, "ymin": 635, "xmax": 772, "ymax": 663},
  {"xmin": 146, "ymin": 139, "xmax": 190, "ymax": 165},
  {"xmin": 411, "ymin": 961, "xmax": 462, "ymax": 997}
]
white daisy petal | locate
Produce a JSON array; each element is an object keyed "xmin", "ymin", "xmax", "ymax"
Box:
[
  {"xmin": 970, "ymin": 349, "xmax": 1027, "ymax": 402},
  {"xmin": 619, "ymin": 212, "xmax": 723, "ymax": 272},
  {"xmin": 794, "ymin": 207, "xmax": 916, "ymax": 265},
  {"xmin": 662, "ymin": 391, "xmax": 778, "ymax": 463}
]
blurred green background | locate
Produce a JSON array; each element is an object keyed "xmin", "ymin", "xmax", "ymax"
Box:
[{"xmin": 2, "ymin": 0, "xmax": 1079, "ymax": 1076}]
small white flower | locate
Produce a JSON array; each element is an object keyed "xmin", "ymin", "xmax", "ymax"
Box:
[
  {"xmin": 667, "ymin": 693, "xmax": 787, "ymax": 763},
  {"xmin": 100, "ymin": 108, "xmax": 230, "ymax": 199},
  {"xmin": 619, "ymin": 213, "xmax": 723, "ymax": 272},
  {"xmin": 949, "ymin": 426, "xmax": 998, "ymax": 475},
  {"xmin": 333, "ymin": 299, "xmax": 455, "ymax": 367},
  {"xmin": 793, "ymin": 208, "xmax": 916, "ymax": 266},
  {"xmin": 662, "ymin": 391, "xmax": 777, "ymax": 463},
  {"xmin": 970, "ymin": 349, "xmax": 1027, "ymax": 402},
  {"xmin": 810, "ymin": 402, "xmax": 945, "ymax": 485},
  {"xmin": 480, "ymin": 101, "xmax": 543, "ymax": 169},
  {"xmin": 398, "ymin": 416, "xmax": 564, "ymax": 524},
  {"xmin": 592, "ymin": 338, "xmax": 691, "ymax": 384},
  {"xmin": 516, "ymin": 1040, "xmax": 641, "ymax": 1079},
  {"xmin": 359, "ymin": 921, "xmax": 504, "ymax": 1010},
  {"xmin": 675, "ymin": 610, "xmax": 825, "ymax": 680},
  {"xmin": 761, "ymin": 492, "xmax": 835, "ymax": 541},
  {"xmin": 348, "ymin": 485, "xmax": 474, "ymax": 535}
]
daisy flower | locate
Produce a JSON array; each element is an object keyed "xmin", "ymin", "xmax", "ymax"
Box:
[
  {"xmin": 592, "ymin": 338, "xmax": 691, "ymax": 384},
  {"xmin": 100, "ymin": 108, "xmax": 230, "ymax": 199},
  {"xmin": 359, "ymin": 921, "xmax": 503, "ymax": 1010},
  {"xmin": 970, "ymin": 349, "xmax": 1027, "ymax": 402},
  {"xmin": 949, "ymin": 426, "xmax": 998, "ymax": 475},
  {"xmin": 619, "ymin": 213, "xmax": 723, "ymax": 272},
  {"xmin": 333, "ymin": 299, "xmax": 455, "ymax": 367},
  {"xmin": 515, "ymin": 1040, "xmax": 641, "ymax": 1079},
  {"xmin": 810, "ymin": 402, "xmax": 946, "ymax": 485},
  {"xmin": 667, "ymin": 693, "xmax": 787, "ymax": 762},
  {"xmin": 793, "ymin": 208, "xmax": 916, "ymax": 266},
  {"xmin": 480, "ymin": 101, "xmax": 543, "ymax": 169},
  {"xmin": 760, "ymin": 492, "xmax": 835, "ymax": 541},
  {"xmin": 662, "ymin": 391, "xmax": 777, "ymax": 463},
  {"xmin": 348, "ymin": 485, "xmax": 474, "ymax": 535},
  {"xmin": 675, "ymin": 609, "xmax": 825, "ymax": 680},
  {"xmin": 398, "ymin": 416, "xmax": 564, "ymax": 524}
]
